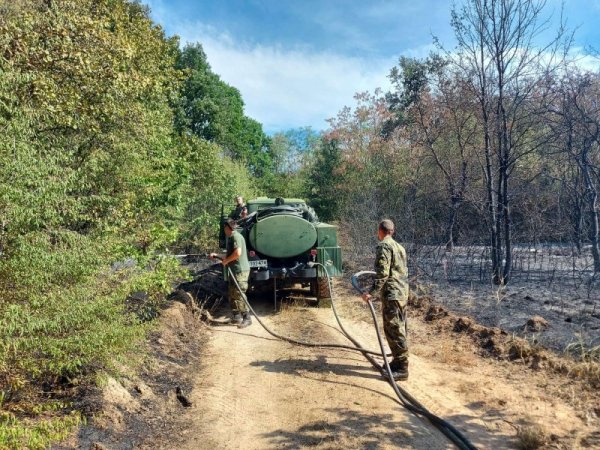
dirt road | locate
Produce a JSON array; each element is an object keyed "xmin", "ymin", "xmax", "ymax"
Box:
[
  {"xmin": 166, "ymin": 289, "xmax": 593, "ymax": 450},
  {"xmin": 183, "ymin": 301, "xmax": 454, "ymax": 450},
  {"xmin": 71, "ymin": 289, "xmax": 599, "ymax": 450}
]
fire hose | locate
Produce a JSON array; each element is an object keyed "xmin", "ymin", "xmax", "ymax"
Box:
[{"xmin": 209, "ymin": 255, "xmax": 478, "ymax": 450}]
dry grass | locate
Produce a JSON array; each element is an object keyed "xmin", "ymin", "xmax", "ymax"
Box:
[
  {"xmin": 516, "ymin": 424, "xmax": 548, "ymax": 450},
  {"xmin": 556, "ymin": 359, "xmax": 600, "ymax": 389},
  {"xmin": 425, "ymin": 338, "xmax": 477, "ymax": 368},
  {"xmin": 455, "ymin": 380, "xmax": 483, "ymax": 397},
  {"xmin": 277, "ymin": 297, "xmax": 306, "ymax": 315},
  {"xmin": 312, "ymin": 433, "xmax": 365, "ymax": 449},
  {"xmin": 307, "ymin": 421, "xmax": 412, "ymax": 450},
  {"xmin": 507, "ymin": 337, "xmax": 544, "ymax": 361},
  {"xmin": 565, "ymin": 339, "xmax": 600, "ymax": 387}
]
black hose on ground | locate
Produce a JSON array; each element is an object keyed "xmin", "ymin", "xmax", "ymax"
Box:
[
  {"xmin": 209, "ymin": 255, "xmax": 387, "ymax": 357},
  {"xmin": 326, "ymin": 267, "xmax": 477, "ymax": 450},
  {"xmin": 365, "ymin": 295, "xmax": 477, "ymax": 448},
  {"xmin": 223, "ymin": 263, "xmax": 478, "ymax": 450}
]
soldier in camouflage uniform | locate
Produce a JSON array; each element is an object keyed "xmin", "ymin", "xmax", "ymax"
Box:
[
  {"xmin": 210, "ymin": 219, "xmax": 252, "ymax": 328},
  {"xmin": 362, "ymin": 219, "xmax": 409, "ymax": 380},
  {"xmin": 229, "ymin": 195, "xmax": 248, "ymax": 220}
]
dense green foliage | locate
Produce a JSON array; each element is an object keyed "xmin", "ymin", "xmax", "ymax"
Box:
[
  {"xmin": 0, "ymin": 1, "xmax": 259, "ymax": 447},
  {"xmin": 174, "ymin": 43, "xmax": 272, "ymax": 177},
  {"xmin": 264, "ymin": 127, "xmax": 320, "ymax": 198}
]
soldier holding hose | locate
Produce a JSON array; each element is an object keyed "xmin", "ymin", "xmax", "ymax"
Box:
[
  {"xmin": 210, "ymin": 219, "xmax": 252, "ymax": 328},
  {"xmin": 362, "ymin": 219, "xmax": 410, "ymax": 380}
]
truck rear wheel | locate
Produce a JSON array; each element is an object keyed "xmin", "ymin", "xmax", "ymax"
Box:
[{"xmin": 311, "ymin": 277, "xmax": 332, "ymax": 308}]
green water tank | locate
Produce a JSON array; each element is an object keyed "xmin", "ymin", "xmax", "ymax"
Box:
[
  {"xmin": 249, "ymin": 215, "xmax": 317, "ymax": 258},
  {"xmin": 315, "ymin": 223, "xmax": 338, "ymax": 247}
]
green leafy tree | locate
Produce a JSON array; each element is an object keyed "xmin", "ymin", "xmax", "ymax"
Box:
[
  {"xmin": 174, "ymin": 43, "xmax": 271, "ymax": 176},
  {"xmin": 0, "ymin": 1, "xmax": 187, "ymax": 446},
  {"xmin": 305, "ymin": 138, "xmax": 342, "ymax": 221},
  {"xmin": 265, "ymin": 127, "xmax": 320, "ymax": 197},
  {"xmin": 175, "ymin": 135, "xmax": 255, "ymax": 248}
]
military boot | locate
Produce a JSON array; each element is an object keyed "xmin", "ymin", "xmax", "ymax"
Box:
[
  {"xmin": 230, "ymin": 313, "xmax": 243, "ymax": 325},
  {"xmin": 238, "ymin": 312, "xmax": 252, "ymax": 329},
  {"xmin": 382, "ymin": 359, "xmax": 408, "ymax": 381}
]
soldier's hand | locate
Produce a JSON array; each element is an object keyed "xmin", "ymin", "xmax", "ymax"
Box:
[
  {"xmin": 361, "ymin": 293, "xmax": 372, "ymax": 302},
  {"xmin": 209, "ymin": 253, "xmax": 219, "ymax": 260}
]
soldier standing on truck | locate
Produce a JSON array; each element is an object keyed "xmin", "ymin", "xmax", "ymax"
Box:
[
  {"xmin": 210, "ymin": 219, "xmax": 252, "ymax": 328},
  {"xmin": 230, "ymin": 195, "xmax": 248, "ymax": 220},
  {"xmin": 362, "ymin": 219, "xmax": 409, "ymax": 380}
]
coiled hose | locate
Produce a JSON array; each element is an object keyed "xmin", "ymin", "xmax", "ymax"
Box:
[{"xmin": 224, "ymin": 263, "xmax": 478, "ymax": 450}]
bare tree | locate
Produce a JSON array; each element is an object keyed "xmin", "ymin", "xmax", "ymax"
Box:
[
  {"xmin": 387, "ymin": 56, "xmax": 480, "ymax": 251},
  {"xmin": 547, "ymin": 71, "xmax": 600, "ymax": 272},
  {"xmin": 449, "ymin": 0, "xmax": 571, "ymax": 284}
]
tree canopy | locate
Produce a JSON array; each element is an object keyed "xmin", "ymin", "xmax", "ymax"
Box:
[{"xmin": 174, "ymin": 43, "xmax": 272, "ymax": 176}]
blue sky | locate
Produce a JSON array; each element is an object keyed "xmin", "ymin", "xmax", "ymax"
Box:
[{"xmin": 143, "ymin": 0, "xmax": 600, "ymax": 133}]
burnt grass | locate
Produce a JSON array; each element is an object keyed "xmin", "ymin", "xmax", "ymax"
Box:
[
  {"xmin": 409, "ymin": 292, "xmax": 600, "ymax": 391},
  {"xmin": 344, "ymin": 243, "xmax": 600, "ymax": 404},
  {"xmin": 406, "ymin": 245, "xmax": 600, "ymax": 355}
]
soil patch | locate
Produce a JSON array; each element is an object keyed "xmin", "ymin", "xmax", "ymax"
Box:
[{"xmin": 56, "ymin": 301, "xmax": 207, "ymax": 450}]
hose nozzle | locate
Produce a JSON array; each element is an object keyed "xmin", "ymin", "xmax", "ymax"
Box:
[{"xmin": 350, "ymin": 270, "xmax": 376, "ymax": 295}]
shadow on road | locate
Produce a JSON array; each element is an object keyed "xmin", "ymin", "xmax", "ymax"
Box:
[
  {"xmin": 262, "ymin": 406, "xmax": 514, "ymax": 450},
  {"xmin": 261, "ymin": 408, "xmax": 443, "ymax": 449},
  {"xmin": 253, "ymin": 357, "xmax": 514, "ymax": 449},
  {"xmin": 250, "ymin": 355, "xmax": 379, "ymax": 380}
]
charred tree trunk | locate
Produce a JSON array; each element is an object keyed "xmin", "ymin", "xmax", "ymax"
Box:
[
  {"xmin": 500, "ymin": 88, "xmax": 513, "ymax": 284},
  {"xmin": 573, "ymin": 195, "xmax": 584, "ymax": 254},
  {"xmin": 483, "ymin": 111, "xmax": 500, "ymax": 284},
  {"xmin": 567, "ymin": 135, "xmax": 585, "ymax": 254},
  {"xmin": 580, "ymin": 149, "xmax": 600, "ymax": 273},
  {"xmin": 451, "ymin": 0, "xmax": 569, "ymax": 286},
  {"xmin": 502, "ymin": 162, "xmax": 513, "ymax": 283},
  {"xmin": 494, "ymin": 164, "xmax": 504, "ymax": 285},
  {"xmin": 445, "ymin": 195, "xmax": 462, "ymax": 252}
]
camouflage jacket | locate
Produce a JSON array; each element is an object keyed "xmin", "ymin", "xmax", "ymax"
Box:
[{"xmin": 369, "ymin": 236, "xmax": 409, "ymax": 302}]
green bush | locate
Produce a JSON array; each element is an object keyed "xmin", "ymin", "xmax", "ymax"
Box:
[
  {"xmin": 0, "ymin": 1, "xmax": 261, "ymax": 447},
  {"xmin": 175, "ymin": 136, "xmax": 255, "ymax": 249},
  {"xmin": 0, "ymin": 410, "xmax": 82, "ymax": 450}
]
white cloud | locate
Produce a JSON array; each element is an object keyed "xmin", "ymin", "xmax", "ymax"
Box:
[
  {"xmin": 200, "ymin": 36, "xmax": 396, "ymax": 132},
  {"xmin": 160, "ymin": 19, "xmax": 403, "ymax": 132},
  {"xmin": 570, "ymin": 47, "xmax": 600, "ymax": 72},
  {"xmin": 363, "ymin": 1, "xmax": 422, "ymax": 20},
  {"xmin": 142, "ymin": 0, "xmax": 441, "ymax": 132}
]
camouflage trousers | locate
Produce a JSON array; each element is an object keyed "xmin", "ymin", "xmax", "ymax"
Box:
[
  {"xmin": 382, "ymin": 297, "xmax": 408, "ymax": 362},
  {"xmin": 228, "ymin": 271, "xmax": 250, "ymax": 315}
]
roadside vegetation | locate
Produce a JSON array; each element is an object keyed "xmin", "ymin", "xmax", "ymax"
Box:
[
  {"xmin": 0, "ymin": 0, "xmax": 599, "ymax": 448},
  {"xmin": 0, "ymin": 0, "xmax": 264, "ymax": 447}
]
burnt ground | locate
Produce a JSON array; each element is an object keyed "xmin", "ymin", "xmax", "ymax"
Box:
[{"xmin": 407, "ymin": 245, "xmax": 600, "ymax": 356}]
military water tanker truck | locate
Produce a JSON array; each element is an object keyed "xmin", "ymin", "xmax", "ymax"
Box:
[{"xmin": 219, "ymin": 197, "xmax": 342, "ymax": 305}]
